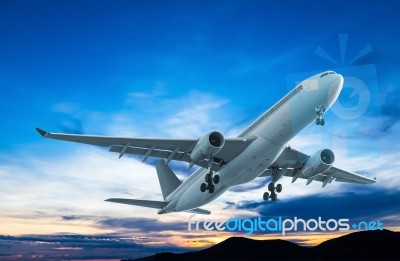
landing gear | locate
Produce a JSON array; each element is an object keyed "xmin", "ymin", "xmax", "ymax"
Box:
[
  {"xmin": 316, "ymin": 118, "xmax": 325, "ymax": 126},
  {"xmin": 263, "ymin": 192, "xmax": 269, "ymax": 201},
  {"xmin": 270, "ymin": 192, "xmax": 277, "ymax": 201},
  {"xmin": 276, "ymin": 183, "xmax": 282, "ymax": 193},
  {"xmin": 200, "ymin": 183, "xmax": 207, "ymax": 192},
  {"xmin": 200, "ymin": 171, "xmax": 219, "ymax": 193},
  {"xmin": 213, "ymin": 175, "xmax": 220, "ymax": 184},
  {"xmin": 263, "ymin": 167, "xmax": 282, "ymax": 201},
  {"xmin": 263, "ymin": 182, "xmax": 281, "ymax": 201},
  {"xmin": 268, "ymin": 182, "xmax": 274, "ymax": 191},
  {"xmin": 315, "ymin": 106, "xmax": 326, "ymax": 126}
]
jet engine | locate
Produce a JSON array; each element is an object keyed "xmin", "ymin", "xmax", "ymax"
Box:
[
  {"xmin": 300, "ymin": 149, "xmax": 335, "ymax": 178},
  {"xmin": 190, "ymin": 131, "xmax": 225, "ymax": 162}
]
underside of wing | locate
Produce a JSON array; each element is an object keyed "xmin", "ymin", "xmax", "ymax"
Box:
[
  {"xmin": 328, "ymin": 167, "xmax": 377, "ymax": 184},
  {"xmin": 260, "ymin": 146, "xmax": 376, "ymax": 187},
  {"xmin": 36, "ymin": 128, "xmax": 256, "ymax": 169},
  {"xmin": 185, "ymin": 208, "xmax": 211, "ymax": 215}
]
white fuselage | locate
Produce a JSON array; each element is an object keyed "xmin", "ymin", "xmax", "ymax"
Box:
[{"xmin": 164, "ymin": 71, "xmax": 343, "ymax": 213}]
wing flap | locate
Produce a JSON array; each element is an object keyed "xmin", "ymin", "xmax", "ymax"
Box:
[{"xmin": 109, "ymin": 145, "xmax": 221, "ymax": 170}]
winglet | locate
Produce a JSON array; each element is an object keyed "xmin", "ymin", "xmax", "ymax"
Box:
[{"xmin": 35, "ymin": 127, "xmax": 48, "ymax": 137}]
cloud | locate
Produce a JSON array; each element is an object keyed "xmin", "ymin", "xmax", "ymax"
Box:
[
  {"xmin": 0, "ymin": 88, "xmax": 247, "ymax": 253},
  {"xmin": 52, "ymin": 102, "xmax": 80, "ymax": 114},
  {"xmin": 234, "ymin": 190, "xmax": 400, "ymax": 228},
  {"xmin": 125, "ymin": 82, "xmax": 167, "ymax": 106},
  {"xmin": 50, "ymin": 102, "xmax": 85, "ymax": 134},
  {"xmin": 98, "ymin": 217, "xmax": 187, "ymax": 233},
  {"xmin": 159, "ymin": 91, "xmax": 230, "ymax": 137},
  {"xmin": 0, "ymin": 234, "xmax": 186, "ymax": 261},
  {"xmin": 99, "ymin": 89, "xmax": 240, "ymax": 138},
  {"xmin": 0, "ymin": 146, "xmax": 180, "ymax": 239},
  {"xmin": 1, "ymin": 78, "xmax": 399, "ymax": 260},
  {"xmin": 59, "ymin": 117, "xmax": 84, "ymax": 134}
]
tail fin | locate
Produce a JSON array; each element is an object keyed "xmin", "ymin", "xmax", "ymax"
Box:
[{"xmin": 156, "ymin": 159, "xmax": 182, "ymax": 200}]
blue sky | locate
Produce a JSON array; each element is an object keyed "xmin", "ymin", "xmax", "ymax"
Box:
[
  {"xmin": 2, "ymin": 0, "xmax": 399, "ymax": 149},
  {"xmin": 0, "ymin": 0, "xmax": 400, "ymax": 260}
]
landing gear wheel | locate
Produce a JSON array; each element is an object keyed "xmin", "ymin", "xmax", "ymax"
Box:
[
  {"xmin": 315, "ymin": 106, "xmax": 326, "ymax": 126},
  {"xmin": 263, "ymin": 192, "xmax": 270, "ymax": 201},
  {"xmin": 213, "ymin": 175, "xmax": 220, "ymax": 184},
  {"xmin": 208, "ymin": 184, "xmax": 215, "ymax": 193},
  {"xmin": 202, "ymin": 172, "xmax": 219, "ymax": 193},
  {"xmin": 276, "ymin": 184, "xmax": 282, "ymax": 193},
  {"xmin": 268, "ymin": 182, "xmax": 275, "ymax": 191},
  {"xmin": 270, "ymin": 192, "xmax": 277, "ymax": 201}
]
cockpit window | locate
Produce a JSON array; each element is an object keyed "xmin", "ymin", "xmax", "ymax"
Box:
[{"xmin": 320, "ymin": 71, "xmax": 336, "ymax": 78}]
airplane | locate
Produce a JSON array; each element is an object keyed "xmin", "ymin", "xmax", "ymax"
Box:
[{"xmin": 36, "ymin": 71, "xmax": 376, "ymax": 215}]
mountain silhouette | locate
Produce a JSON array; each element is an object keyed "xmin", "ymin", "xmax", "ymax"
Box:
[{"xmin": 125, "ymin": 229, "xmax": 399, "ymax": 261}]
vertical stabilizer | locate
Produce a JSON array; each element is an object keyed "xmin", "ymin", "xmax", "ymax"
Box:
[{"xmin": 156, "ymin": 160, "xmax": 182, "ymax": 200}]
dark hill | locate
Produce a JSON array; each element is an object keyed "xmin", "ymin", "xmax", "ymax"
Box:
[
  {"xmin": 313, "ymin": 229, "xmax": 399, "ymax": 260},
  {"xmin": 128, "ymin": 230, "xmax": 399, "ymax": 261}
]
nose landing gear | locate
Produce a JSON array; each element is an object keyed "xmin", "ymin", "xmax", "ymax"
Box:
[
  {"xmin": 315, "ymin": 106, "xmax": 326, "ymax": 126},
  {"xmin": 200, "ymin": 172, "xmax": 220, "ymax": 193}
]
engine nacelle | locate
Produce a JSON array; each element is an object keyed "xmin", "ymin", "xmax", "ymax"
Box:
[
  {"xmin": 190, "ymin": 131, "xmax": 225, "ymax": 162},
  {"xmin": 300, "ymin": 149, "xmax": 335, "ymax": 178}
]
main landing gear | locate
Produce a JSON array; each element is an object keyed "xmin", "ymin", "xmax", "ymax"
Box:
[
  {"xmin": 263, "ymin": 167, "xmax": 283, "ymax": 201},
  {"xmin": 263, "ymin": 182, "xmax": 282, "ymax": 201},
  {"xmin": 200, "ymin": 172, "xmax": 220, "ymax": 193},
  {"xmin": 315, "ymin": 106, "xmax": 326, "ymax": 126}
]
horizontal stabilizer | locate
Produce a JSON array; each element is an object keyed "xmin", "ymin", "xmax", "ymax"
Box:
[
  {"xmin": 105, "ymin": 198, "xmax": 166, "ymax": 209},
  {"xmin": 185, "ymin": 208, "xmax": 211, "ymax": 215}
]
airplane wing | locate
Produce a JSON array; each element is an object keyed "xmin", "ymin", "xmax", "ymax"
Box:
[
  {"xmin": 36, "ymin": 128, "xmax": 256, "ymax": 169},
  {"xmin": 260, "ymin": 147, "xmax": 376, "ymax": 186}
]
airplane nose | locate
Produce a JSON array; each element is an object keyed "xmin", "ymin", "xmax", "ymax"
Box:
[
  {"xmin": 326, "ymin": 73, "xmax": 343, "ymax": 106},
  {"xmin": 332, "ymin": 74, "xmax": 344, "ymax": 92}
]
